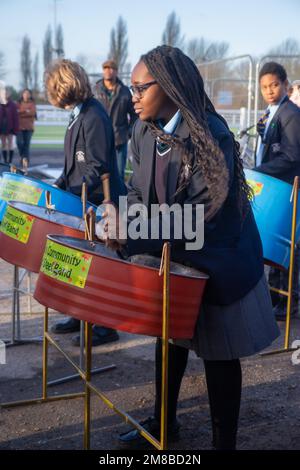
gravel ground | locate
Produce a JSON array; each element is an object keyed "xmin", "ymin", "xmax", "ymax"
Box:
[
  {"xmin": 0, "ymin": 149, "xmax": 300, "ymax": 450},
  {"xmin": 0, "ymin": 256, "xmax": 300, "ymax": 451}
]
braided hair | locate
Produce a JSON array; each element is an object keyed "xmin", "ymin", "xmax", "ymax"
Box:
[{"xmin": 141, "ymin": 45, "xmax": 252, "ymax": 220}]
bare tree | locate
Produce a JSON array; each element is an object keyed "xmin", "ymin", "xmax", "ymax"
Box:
[
  {"xmin": 268, "ymin": 38, "xmax": 300, "ymax": 56},
  {"xmin": 55, "ymin": 24, "xmax": 64, "ymax": 58},
  {"xmin": 267, "ymin": 37, "xmax": 300, "ymax": 80},
  {"xmin": 20, "ymin": 35, "xmax": 32, "ymax": 89},
  {"xmin": 162, "ymin": 11, "xmax": 184, "ymax": 47},
  {"xmin": 186, "ymin": 38, "xmax": 229, "ymax": 63},
  {"xmin": 108, "ymin": 16, "xmax": 128, "ymax": 72},
  {"xmin": 33, "ymin": 52, "xmax": 39, "ymax": 92},
  {"xmin": 186, "ymin": 38, "xmax": 230, "ymax": 107},
  {"xmin": 43, "ymin": 25, "xmax": 53, "ymax": 69},
  {"xmin": 0, "ymin": 51, "xmax": 5, "ymax": 79}
]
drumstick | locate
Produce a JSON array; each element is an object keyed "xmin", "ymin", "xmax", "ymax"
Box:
[
  {"xmin": 81, "ymin": 177, "xmax": 88, "ymax": 239},
  {"xmin": 22, "ymin": 158, "xmax": 28, "ymax": 175},
  {"xmin": 88, "ymin": 208, "xmax": 95, "ymax": 241},
  {"xmin": 101, "ymin": 173, "xmax": 110, "ymax": 202},
  {"xmin": 45, "ymin": 190, "xmax": 52, "ymax": 209},
  {"xmin": 81, "ymin": 177, "xmax": 87, "ymax": 218}
]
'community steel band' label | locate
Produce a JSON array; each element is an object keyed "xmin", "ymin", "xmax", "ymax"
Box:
[{"xmin": 40, "ymin": 239, "xmax": 93, "ymax": 288}]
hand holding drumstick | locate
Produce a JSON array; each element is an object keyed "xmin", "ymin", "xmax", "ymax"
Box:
[{"xmin": 93, "ymin": 173, "xmax": 126, "ymax": 251}]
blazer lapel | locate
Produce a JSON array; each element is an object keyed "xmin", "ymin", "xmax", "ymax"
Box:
[
  {"xmin": 140, "ymin": 129, "xmax": 156, "ymax": 207},
  {"xmin": 66, "ymin": 113, "xmax": 84, "ymax": 175},
  {"xmin": 264, "ymin": 96, "xmax": 288, "ymax": 142},
  {"xmin": 262, "ymin": 96, "xmax": 288, "ymax": 161}
]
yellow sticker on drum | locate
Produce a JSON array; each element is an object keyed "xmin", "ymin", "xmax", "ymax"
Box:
[
  {"xmin": 40, "ymin": 240, "xmax": 93, "ymax": 289},
  {"xmin": 246, "ymin": 179, "xmax": 264, "ymax": 197},
  {"xmin": 0, "ymin": 179, "xmax": 43, "ymax": 204},
  {"xmin": 1, "ymin": 205, "xmax": 34, "ymax": 244}
]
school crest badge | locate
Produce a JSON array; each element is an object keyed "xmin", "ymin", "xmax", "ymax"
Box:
[
  {"xmin": 271, "ymin": 143, "xmax": 281, "ymax": 153},
  {"xmin": 76, "ymin": 150, "xmax": 85, "ymax": 162}
]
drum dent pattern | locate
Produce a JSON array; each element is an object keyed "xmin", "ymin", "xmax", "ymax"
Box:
[
  {"xmin": 34, "ymin": 236, "xmax": 208, "ymax": 339},
  {"xmin": 0, "ymin": 202, "xmax": 85, "ymax": 273}
]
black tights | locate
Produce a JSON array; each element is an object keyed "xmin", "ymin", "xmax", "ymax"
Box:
[{"xmin": 154, "ymin": 338, "xmax": 242, "ymax": 450}]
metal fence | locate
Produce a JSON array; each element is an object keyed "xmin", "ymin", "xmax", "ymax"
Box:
[{"xmin": 31, "ymin": 54, "xmax": 299, "ymax": 150}]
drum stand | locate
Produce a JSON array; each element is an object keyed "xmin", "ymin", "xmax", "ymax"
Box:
[
  {"xmin": 2, "ymin": 266, "xmax": 43, "ymax": 348},
  {"xmin": 1, "ymin": 242, "xmax": 172, "ymax": 451},
  {"xmin": 47, "ymin": 189, "xmax": 116, "ymax": 387},
  {"xmin": 261, "ymin": 176, "xmax": 300, "ymax": 356},
  {"xmin": 46, "ymin": 320, "xmax": 116, "ymax": 387}
]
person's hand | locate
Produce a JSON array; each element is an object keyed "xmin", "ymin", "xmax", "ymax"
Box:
[{"xmin": 96, "ymin": 202, "xmax": 126, "ymax": 251}]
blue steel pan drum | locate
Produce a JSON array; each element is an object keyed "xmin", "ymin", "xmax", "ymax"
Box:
[
  {"xmin": 244, "ymin": 169, "xmax": 300, "ymax": 269},
  {"xmin": 0, "ymin": 172, "xmax": 96, "ymax": 221},
  {"xmin": 0, "ymin": 163, "xmax": 11, "ymax": 176}
]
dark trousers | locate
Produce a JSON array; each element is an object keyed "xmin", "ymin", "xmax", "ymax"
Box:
[
  {"xmin": 115, "ymin": 143, "xmax": 127, "ymax": 181},
  {"xmin": 154, "ymin": 338, "xmax": 241, "ymax": 450},
  {"xmin": 17, "ymin": 130, "xmax": 33, "ymax": 160}
]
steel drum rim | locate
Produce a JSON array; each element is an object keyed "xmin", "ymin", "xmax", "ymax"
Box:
[
  {"xmin": 7, "ymin": 201, "xmax": 85, "ymax": 232},
  {"xmin": 46, "ymin": 234, "xmax": 209, "ymax": 281},
  {"xmin": 2, "ymin": 172, "xmax": 94, "ymax": 204}
]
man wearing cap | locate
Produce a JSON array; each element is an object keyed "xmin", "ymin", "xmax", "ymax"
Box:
[{"xmin": 94, "ymin": 60, "xmax": 136, "ymax": 181}]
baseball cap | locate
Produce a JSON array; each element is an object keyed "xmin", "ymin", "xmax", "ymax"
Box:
[{"xmin": 102, "ymin": 59, "xmax": 118, "ymax": 70}]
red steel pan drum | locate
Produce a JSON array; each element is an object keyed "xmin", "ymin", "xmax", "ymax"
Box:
[
  {"xmin": 0, "ymin": 202, "xmax": 85, "ymax": 273},
  {"xmin": 34, "ymin": 235, "xmax": 209, "ymax": 339}
]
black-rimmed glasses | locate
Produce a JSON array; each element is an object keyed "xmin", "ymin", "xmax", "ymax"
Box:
[{"xmin": 129, "ymin": 80, "xmax": 157, "ymax": 98}]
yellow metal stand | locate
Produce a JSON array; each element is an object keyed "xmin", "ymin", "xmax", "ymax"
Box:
[
  {"xmin": 1, "ymin": 242, "xmax": 172, "ymax": 451},
  {"xmin": 261, "ymin": 176, "xmax": 300, "ymax": 356}
]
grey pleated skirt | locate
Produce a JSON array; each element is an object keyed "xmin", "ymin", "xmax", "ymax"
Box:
[{"xmin": 173, "ymin": 274, "xmax": 280, "ymax": 360}]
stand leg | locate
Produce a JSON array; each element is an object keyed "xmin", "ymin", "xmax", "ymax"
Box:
[
  {"xmin": 43, "ymin": 307, "xmax": 48, "ymax": 400},
  {"xmin": 160, "ymin": 242, "xmax": 170, "ymax": 450},
  {"xmin": 84, "ymin": 321, "xmax": 92, "ymax": 450}
]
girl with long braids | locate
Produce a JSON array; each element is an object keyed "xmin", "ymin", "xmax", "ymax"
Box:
[{"xmin": 99, "ymin": 45, "xmax": 279, "ymax": 450}]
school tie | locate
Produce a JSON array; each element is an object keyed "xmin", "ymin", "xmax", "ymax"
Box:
[
  {"xmin": 257, "ymin": 109, "xmax": 270, "ymax": 140},
  {"xmin": 68, "ymin": 110, "xmax": 76, "ymax": 126}
]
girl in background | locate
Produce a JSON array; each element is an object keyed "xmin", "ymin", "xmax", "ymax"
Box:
[
  {"xmin": 0, "ymin": 87, "xmax": 19, "ymax": 163},
  {"xmin": 17, "ymin": 88, "xmax": 36, "ymax": 165}
]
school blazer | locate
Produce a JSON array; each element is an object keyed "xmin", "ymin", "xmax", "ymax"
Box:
[
  {"xmin": 255, "ymin": 96, "xmax": 300, "ymax": 184},
  {"xmin": 126, "ymin": 113, "xmax": 264, "ymax": 306},
  {"xmin": 55, "ymin": 97, "xmax": 126, "ymax": 205}
]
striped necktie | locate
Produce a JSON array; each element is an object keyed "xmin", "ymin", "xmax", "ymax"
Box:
[{"xmin": 257, "ymin": 109, "xmax": 270, "ymax": 140}]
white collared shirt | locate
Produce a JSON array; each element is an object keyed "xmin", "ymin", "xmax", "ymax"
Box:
[
  {"xmin": 68, "ymin": 102, "xmax": 83, "ymax": 129},
  {"xmin": 162, "ymin": 110, "xmax": 181, "ymax": 134}
]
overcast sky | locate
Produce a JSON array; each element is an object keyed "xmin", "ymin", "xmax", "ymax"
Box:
[{"xmin": 1, "ymin": 0, "xmax": 299, "ymax": 88}]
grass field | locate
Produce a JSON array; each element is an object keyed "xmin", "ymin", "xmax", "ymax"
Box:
[
  {"xmin": 31, "ymin": 123, "xmax": 240, "ymax": 150},
  {"xmin": 34, "ymin": 125, "xmax": 66, "ymax": 139},
  {"xmin": 31, "ymin": 125, "xmax": 65, "ymax": 149}
]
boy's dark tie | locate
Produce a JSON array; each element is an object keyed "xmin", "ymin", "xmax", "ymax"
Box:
[{"xmin": 257, "ymin": 109, "xmax": 270, "ymax": 139}]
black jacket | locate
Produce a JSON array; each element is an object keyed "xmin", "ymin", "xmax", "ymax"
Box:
[
  {"xmin": 55, "ymin": 97, "xmax": 126, "ymax": 205},
  {"xmin": 255, "ymin": 96, "xmax": 300, "ymax": 184},
  {"xmin": 126, "ymin": 114, "xmax": 264, "ymax": 306},
  {"xmin": 94, "ymin": 78, "xmax": 136, "ymax": 146}
]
